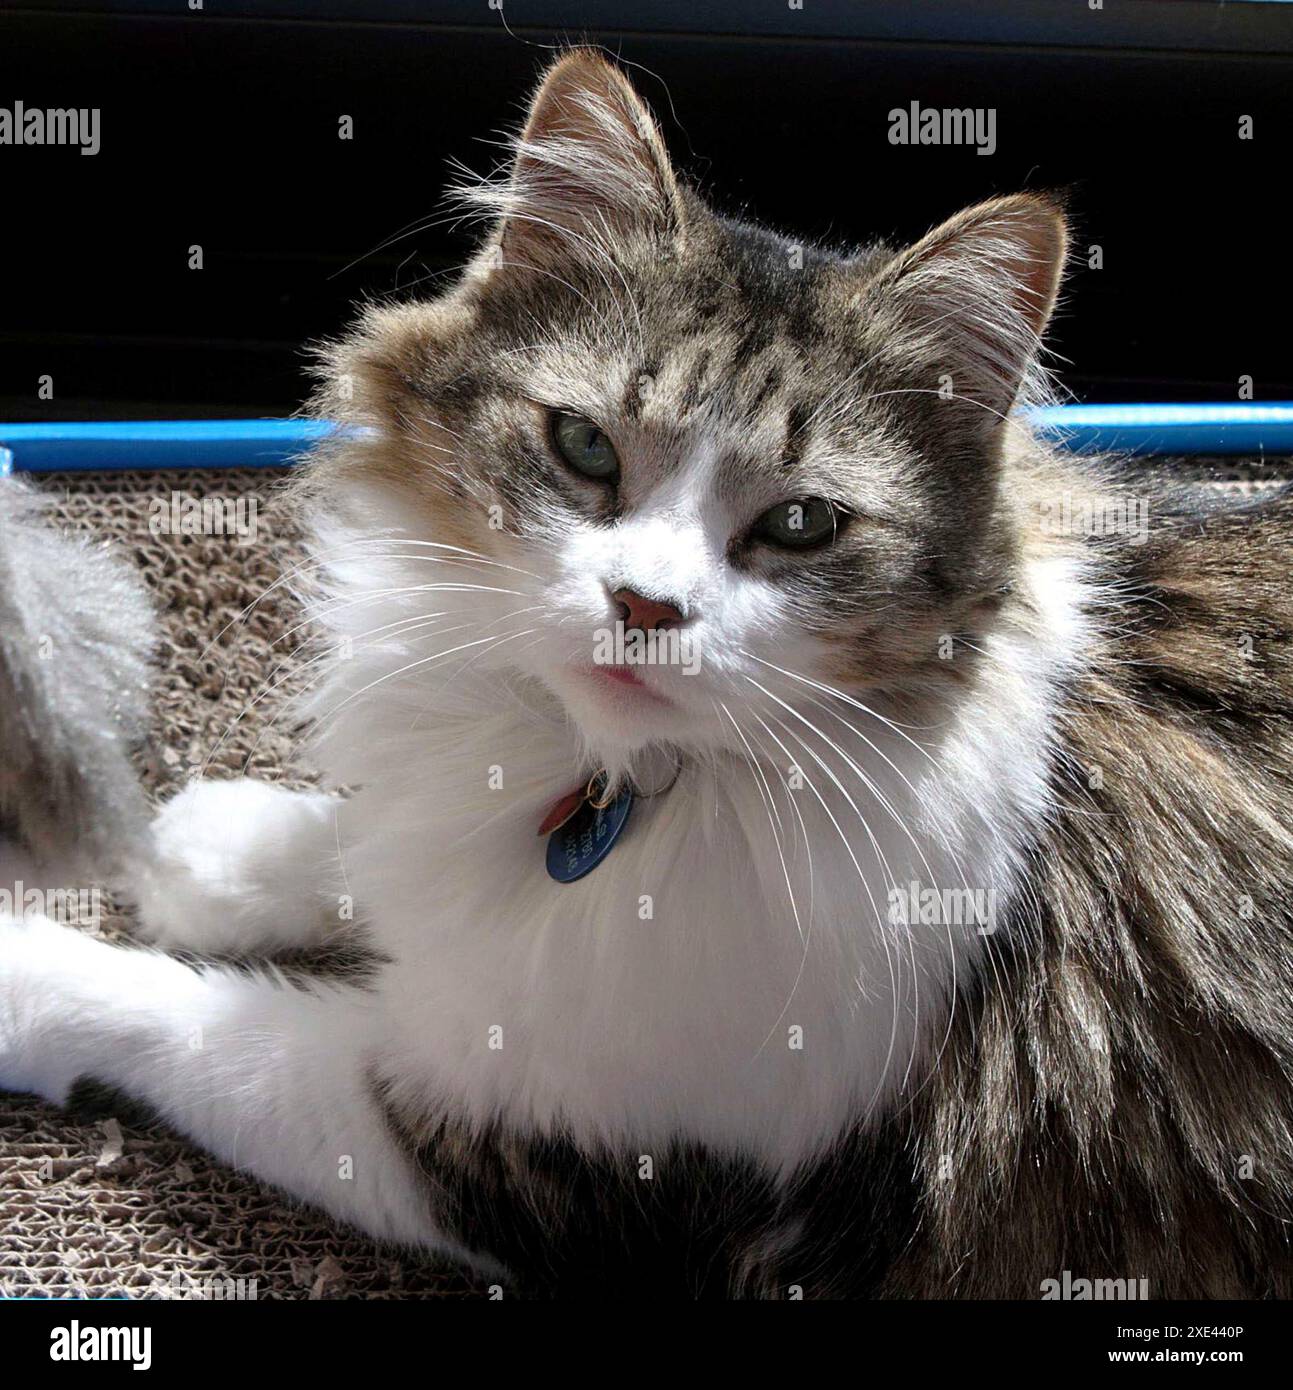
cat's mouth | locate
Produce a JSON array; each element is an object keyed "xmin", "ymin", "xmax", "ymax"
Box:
[{"xmin": 579, "ymin": 663, "xmax": 674, "ymax": 706}]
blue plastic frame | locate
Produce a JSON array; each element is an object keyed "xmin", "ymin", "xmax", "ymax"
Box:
[
  {"xmin": 2, "ymin": 406, "xmax": 1293, "ymax": 476},
  {"xmin": 1025, "ymin": 403, "xmax": 1293, "ymax": 458},
  {"xmin": 0, "ymin": 419, "xmax": 342, "ymax": 476}
]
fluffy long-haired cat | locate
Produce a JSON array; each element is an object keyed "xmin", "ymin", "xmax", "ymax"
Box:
[{"xmin": 3, "ymin": 51, "xmax": 1293, "ymax": 1298}]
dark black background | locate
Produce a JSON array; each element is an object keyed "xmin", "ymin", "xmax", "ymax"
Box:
[{"xmin": 1, "ymin": 0, "xmax": 1290, "ymax": 420}]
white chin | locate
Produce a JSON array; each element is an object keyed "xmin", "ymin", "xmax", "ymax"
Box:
[{"xmin": 548, "ymin": 671, "xmax": 680, "ymax": 756}]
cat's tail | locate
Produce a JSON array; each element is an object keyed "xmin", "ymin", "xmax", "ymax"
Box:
[{"xmin": 0, "ymin": 473, "xmax": 154, "ymax": 887}]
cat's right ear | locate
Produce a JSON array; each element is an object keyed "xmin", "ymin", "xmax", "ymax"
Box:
[{"xmin": 461, "ymin": 49, "xmax": 686, "ymax": 274}]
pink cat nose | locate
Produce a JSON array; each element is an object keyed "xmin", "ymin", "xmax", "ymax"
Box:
[{"xmin": 611, "ymin": 587, "xmax": 685, "ymax": 633}]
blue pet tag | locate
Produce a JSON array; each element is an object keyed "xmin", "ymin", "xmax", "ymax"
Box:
[{"xmin": 545, "ymin": 782, "xmax": 633, "ymax": 883}]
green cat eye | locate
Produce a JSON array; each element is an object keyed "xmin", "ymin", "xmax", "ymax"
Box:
[
  {"xmin": 551, "ymin": 412, "xmax": 620, "ymax": 482},
  {"xmin": 753, "ymin": 497, "xmax": 841, "ymax": 549}
]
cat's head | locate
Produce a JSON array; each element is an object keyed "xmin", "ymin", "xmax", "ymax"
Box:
[{"xmin": 315, "ymin": 50, "xmax": 1067, "ymax": 772}]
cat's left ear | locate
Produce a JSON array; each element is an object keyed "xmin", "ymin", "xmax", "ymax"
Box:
[
  {"xmin": 471, "ymin": 49, "xmax": 686, "ymax": 273},
  {"xmin": 862, "ymin": 193, "xmax": 1068, "ymax": 424}
]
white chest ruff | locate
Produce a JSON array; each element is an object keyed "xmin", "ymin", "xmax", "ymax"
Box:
[{"xmin": 320, "ymin": 651, "xmax": 1054, "ymax": 1172}]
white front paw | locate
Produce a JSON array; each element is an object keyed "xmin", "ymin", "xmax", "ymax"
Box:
[
  {"xmin": 134, "ymin": 778, "xmax": 347, "ymax": 956},
  {"xmin": 0, "ymin": 911, "xmax": 96, "ymax": 1101}
]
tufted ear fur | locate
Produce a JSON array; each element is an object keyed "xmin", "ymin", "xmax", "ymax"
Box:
[
  {"xmin": 862, "ymin": 193, "xmax": 1068, "ymax": 425},
  {"xmin": 459, "ymin": 49, "xmax": 686, "ymax": 274}
]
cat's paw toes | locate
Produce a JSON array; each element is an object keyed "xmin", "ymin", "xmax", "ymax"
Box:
[
  {"xmin": 0, "ymin": 910, "xmax": 93, "ymax": 1098},
  {"xmin": 134, "ymin": 779, "xmax": 346, "ymax": 956}
]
